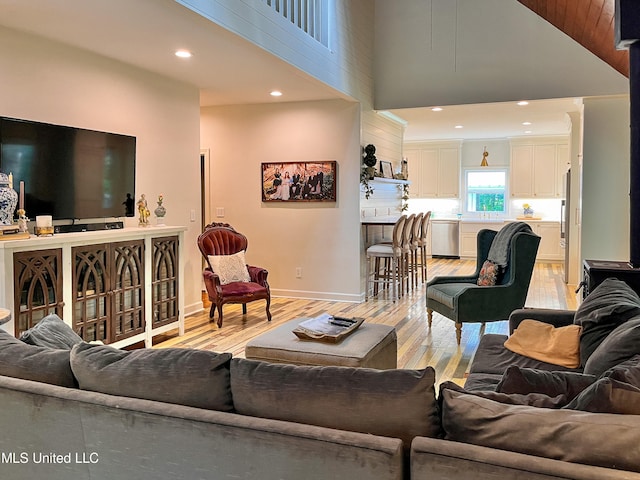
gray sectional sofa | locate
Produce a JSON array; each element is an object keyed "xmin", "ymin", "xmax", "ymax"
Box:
[
  {"xmin": 2, "ymin": 277, "xmax": 640, "ymax": 480},
  {"xmin": 421, "ymin": 277, "xmax": 640, "ymax": 480}
]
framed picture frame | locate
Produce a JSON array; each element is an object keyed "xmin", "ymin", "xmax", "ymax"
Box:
[
  {"xmin": 380, "ymin": 161, "xmax": 394, "ymax": 179},
  {"xmin": 261, "ymin": 161, "xmax": 337, "ymax": 202}
]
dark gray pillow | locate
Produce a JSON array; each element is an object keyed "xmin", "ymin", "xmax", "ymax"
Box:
[
  {"xmin": 0, "ymin": 330, "xmax": 76, "ymax": 387},
  {"xmin": 440, "ymin": 380, "xmax": 567, "ymax": 408},
  {"xmin": 573, "ymin": 278, "xmax": 640, "ymax": 366},
  {"xmin": 563, "ymin": 377, "xmax": 640, "ymax": 414},
  {"xmin": 496, "ymin": 365, "xmax": 596, "ymax": 401},
  {"xmin": 601, "ymin": 355, "xmax": 640, "ymax": 386},
  {"xmin": 230, "ymin": 358, "xmax": 441, "ymax": 449},
  {"xmin": 440, "ymin": 388, "xmax": 640, "ymax": 473},
  {"xmin": 583, "ymin": 317, "xmax": 640, "ymax": 376},
  {"xmin": 19, "ymin": 313, "xmax": 83, "ymax": 350},
  {"xmin": 71, "ymin": 343, "xmax": 233, "ymax": 411}
]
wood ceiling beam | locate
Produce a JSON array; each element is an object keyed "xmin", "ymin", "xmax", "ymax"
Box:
[{"xmin": 517, "ymin": 0, "xmax": 629, "ymax": 77}]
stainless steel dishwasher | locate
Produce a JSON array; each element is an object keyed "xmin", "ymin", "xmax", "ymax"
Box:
[{"xmin": 431, "ymin": 220, "xmax": 460, "ymax": 258}]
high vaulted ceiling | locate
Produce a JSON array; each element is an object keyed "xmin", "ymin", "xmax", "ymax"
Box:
[
  {"xmin": 517, "ymin": 0, "xmax": 629, "ymax": 77},
  {"xmin": 0, "ymin": 1, "xmax": 630, "ymax": 141}
]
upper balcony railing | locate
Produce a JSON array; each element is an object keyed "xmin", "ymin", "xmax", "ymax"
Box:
[{"xmin": 262, "ymin": 0, "xmax": 329, "ymax": 48}]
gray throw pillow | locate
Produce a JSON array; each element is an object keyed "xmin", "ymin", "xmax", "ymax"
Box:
[
  {"xmin": 583, "ymin": 317, "xmax": 640, "ymax": 376},
  {"xmin": 71, "ymin": 343, "xmax": 233, "ymax": 411},
  {"xmin": 19, "ymin": 313, "xmax": 83, "ymax": 350},
  {"xmin": 441, "ymin": 380, "xmax": 567, "ymax": 408},
  {"xmin": 601, "ymin": 355, "xmax": 640, "ymax": 386},
  {"xmin": 496, "ymin": 365, "xmax": 596, "ymax": 401},
  {"xmin": 440, "ymin": 388, "xmax": 640, "ymax": 473},
  {"xmin": 563, "ymin": 377, "xmax": 640, "ymax": 414},
  {"xmin": 573, "ymin": 278, "xmax": 640, "ymax": 367},
  {"xmin": 230, "ymin": 358, "xmax": 441, "ymax": 449},
  {"xmin": 0, "ymin": 330, "xmax": 76, "ymax": 388}
]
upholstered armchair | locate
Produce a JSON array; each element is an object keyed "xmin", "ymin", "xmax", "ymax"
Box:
[
  {"xmin": 197, "ymin": 223, "xmax": 271, "ymax": 328},
  {"xmin": 426, "ymin": 227, "xmax": 540, "ymax": 345}
]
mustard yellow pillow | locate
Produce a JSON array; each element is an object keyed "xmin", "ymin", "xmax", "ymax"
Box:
[{"xmin": 504, "ymin": 320, "xmax": 582, "ymax": 368}]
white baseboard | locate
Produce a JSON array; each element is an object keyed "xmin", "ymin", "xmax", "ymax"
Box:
[{"xmin": 184, "ymin": 300, "xmax": 204, "ymax": 317}]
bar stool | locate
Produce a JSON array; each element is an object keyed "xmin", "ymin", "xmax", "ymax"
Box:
[
  {"xmin": 417, "ymin": 211, "xmax": 432, "ymax": 283},
  {"xmin": 365, "ymin": 215, "xmax": 406, "ymax": 301},
  {"xmin": 400, "ymin": 213, "xmax": 415, "ymax": 295},
  {"xmin": 409, "ymin": 212, "xmax": 423, "ymax": 289}
]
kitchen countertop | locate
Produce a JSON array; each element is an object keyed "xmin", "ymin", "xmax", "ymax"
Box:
[{"xmin": 458, "ymin": 218, "xmax": 560, "ymax": 223}]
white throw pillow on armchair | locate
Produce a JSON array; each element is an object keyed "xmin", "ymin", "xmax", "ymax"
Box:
[{"xmin": 208, "ymin": 251, "xmax": 251, "ymax": 285}]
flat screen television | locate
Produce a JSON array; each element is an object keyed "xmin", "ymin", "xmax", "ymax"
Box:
[{"xmin": 0, "ymin": 117, "xmax": 136, "ymax": 221}]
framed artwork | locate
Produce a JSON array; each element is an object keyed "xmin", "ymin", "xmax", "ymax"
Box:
[
  {"xmin": 261, "ymin": 161, "xmax": 337, "ymax": 202},
  {"xmin": 380, "ymin": 161, "xmax": 394, "ymax": 179}
]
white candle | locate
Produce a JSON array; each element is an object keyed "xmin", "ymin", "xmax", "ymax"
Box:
[
  {"xmin": 36, "ymin": 215, "xmax": 52, "ymax": 228},
  {"xmin": 19, "ymin": 181, "xmax": 24, "ymax": 210}
]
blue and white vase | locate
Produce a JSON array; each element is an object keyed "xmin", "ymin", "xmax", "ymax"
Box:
[{"xmin": 0, "ymin": 172, "xmax": 18, "ymax": 226}]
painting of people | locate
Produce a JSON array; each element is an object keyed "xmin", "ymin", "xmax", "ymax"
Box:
[{"xmin": 261, "ymin": 161, "xmax": 337, "ymax": 202}]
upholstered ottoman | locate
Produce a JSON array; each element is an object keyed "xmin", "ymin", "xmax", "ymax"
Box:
[{"xmin": 245, "ymin": 319, "xmax": 397, "ymax": 369}]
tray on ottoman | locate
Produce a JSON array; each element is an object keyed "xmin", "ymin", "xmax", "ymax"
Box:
[{"xmin": 245, "ymin": 319, "xmax": 397, "ymax": 369}]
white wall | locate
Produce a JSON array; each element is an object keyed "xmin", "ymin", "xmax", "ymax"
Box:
[
  {"xmin": 373, "ymin": 0, "xmax": 628, "ymax": 109},
  {"xmin": 581, "ymin": 96, "xmax": 631, "ymax": 263},
  {"xmin": 178, "ymin": 0, "xmax": 375, "ymax": 108},
  {"xmin": 461, "ymin": 140, "xmax": 510, "ymax": 168},
  {"xmin": 200, "ymin": 99, "xmax": 362, "ymax": 301},
  {"xmin": 0, "ymin": 26, "xmax": 204, "ymax": 315}
]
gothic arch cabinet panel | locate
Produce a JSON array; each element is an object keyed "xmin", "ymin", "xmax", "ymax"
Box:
[
  {"xmin": 13, "ymin": 248, "xmax": 64, "ymax": 336},
  {"xmin": 0, "ymin": 226, "xmax": 185, "ymax": 348},
  {"xmin": 152, "ymin": 235, "xmax": 179, "ymax": 329},
  {"xmin": 72, "ymin": 240, "xmax": 146, "ymax": 344}
]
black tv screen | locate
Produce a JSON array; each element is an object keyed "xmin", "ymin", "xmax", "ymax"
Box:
[{"xmin": 0, "ymin": 117, "xmax": 136, "ymax": 221}]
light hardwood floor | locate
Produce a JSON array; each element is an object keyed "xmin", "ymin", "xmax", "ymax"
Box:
[{"xmin": 154, "ymin": 258, "xmax": 579, "ymax": 386}]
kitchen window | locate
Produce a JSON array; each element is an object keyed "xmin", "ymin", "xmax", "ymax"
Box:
[{"xmin": 465, "ymin": 169, "xmax": 506, "ymax": 213}]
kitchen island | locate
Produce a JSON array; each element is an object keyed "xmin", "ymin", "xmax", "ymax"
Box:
[{"xmin": 458, "ymin": 218, "xmax": 562, "ymax": 261}]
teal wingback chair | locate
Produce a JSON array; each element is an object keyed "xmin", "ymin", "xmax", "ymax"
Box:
[{"xmin": 426, "ymin": 228, "xmax": 540, "ymax": 344}]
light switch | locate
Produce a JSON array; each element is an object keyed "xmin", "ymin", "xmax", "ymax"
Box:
[
  {"xmin": 216, "ymin": 207, "xmax": 225, "ymax": 218},
  {"xmin": 190, "ymin": 209, "xmax": 196, "ymax": 222}
]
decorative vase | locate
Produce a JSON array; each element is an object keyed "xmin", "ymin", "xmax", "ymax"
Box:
[
  {"xmin": 154, "ymin": 195, "xmax": 166, "ymax": 225},
  {"xmin": 0, "ymin": 172, "xmax": 18, "ymax": 226}
]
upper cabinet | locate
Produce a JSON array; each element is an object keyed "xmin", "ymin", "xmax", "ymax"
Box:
[
  {"xmin": 405, "ymin": 142, "xmax": 460, "ymax": 198},
  {"xmin": 510, "ymin": 139, "xmax": 569, "ymax": 198}
]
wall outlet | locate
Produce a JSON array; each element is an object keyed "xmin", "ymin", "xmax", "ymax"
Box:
[{"xmin": 295, "ymin": 267, "xmax": 302, "ymax": 278}]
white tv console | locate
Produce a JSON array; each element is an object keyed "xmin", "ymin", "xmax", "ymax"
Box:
[{"xmin": 0, "ymin": 225, "xmax": 185, "ymax": 348}]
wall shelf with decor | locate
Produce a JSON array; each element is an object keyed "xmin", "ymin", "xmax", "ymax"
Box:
[
  {"xmin": 0, "ymin": 226, "xmax": 186, "ymax": 348},
  {"xmin": 369, "ymin": 178, "xmax": 410, "ymax": 186}
]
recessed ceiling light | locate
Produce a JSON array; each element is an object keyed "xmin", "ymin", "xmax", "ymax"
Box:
[
  {"xmin": 524, "ymin": 130, "xmax": 532, "ymax": 134},
  {"xmin": 270, "ymin": 90, "xmax": 283, "ymax": 97},
  {"xmin": 432, "ymin": 107, "xmax": 443, "ymax": 112},
  {"xmin": 454, "ymin": 125, "xmax": 463, "ymax": 129},
  {"xmin": 517, "ymin": 101, "xmax": 529, "ymax": 106},
  {"xmin": 175, "ymin": 49, "xmax": 192, "ymax": 58},
  {"xmin": 522, "ymin": 121, "xmax": 532, "ymax": 126}
]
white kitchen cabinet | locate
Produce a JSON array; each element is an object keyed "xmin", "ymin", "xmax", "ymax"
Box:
[
  {"xmin": 460, "ymin": 223, "xmax": 483, "ymax": 258},
  {"xmin": 405, "ymin": 142, "xmax": 460, "ymax": 199},
  {"xmin": 510, "ymin": 145, "xmax": 534, "ymax": 197},
  {"xmin": 532, "ymin": 222, "xmax": 563, "ymax": 261},
  {"xmin": 504, "ymin": 220, "xmax": 563, "ymax": 261},
  {"xmin": 510, "ymin": 140, "xmax": 568, "ymax": 199},
  {"xmin": 459, "ymin": 221, "xmax": 502, "ymax": 258}
]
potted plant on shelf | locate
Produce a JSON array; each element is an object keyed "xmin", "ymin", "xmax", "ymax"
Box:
[{"xmin": 361, "ymin": 144, "xmax": 377, "ymax": 199}]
